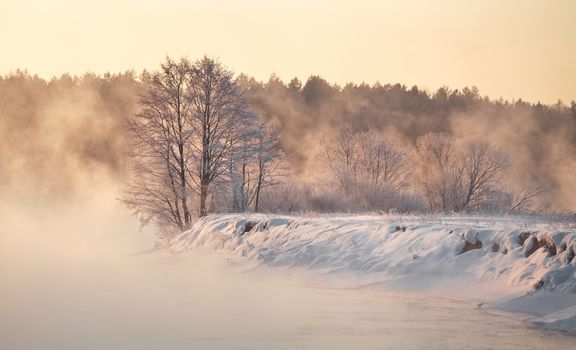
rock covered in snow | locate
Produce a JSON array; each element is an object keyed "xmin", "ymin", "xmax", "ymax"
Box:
[{"xmin": 172, "ymin": 214, "xmax": 576, "ymax": 293}]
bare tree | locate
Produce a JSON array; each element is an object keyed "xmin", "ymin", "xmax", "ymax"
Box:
[
  {"xmin": 229, "ymin": 122, "xmax": 285, "ymax": 212},
  {"xmin": 187, "ymin": 57, "xmax": 252, "ymax": 217},
  {"xmin": 506, "ymin": 186, "xmax": 547, "ymax": 213},
  {"xmin": 459, "ymin": 142, "xmax": 508, "ymax": 211},
  {"xmin": 356, "ymin": 130, "xmax": 408, "ymax": 192},
  {"xmin": 121, "ymin": 56, "xmax": 257, "ymax": 235},
  {"xmin": 121, "ymin": 57, "xmax": 194, "ymax": 232},
  {"xmin": 413, "ymin": 133, "xmax": 508, "ymax": 213},
  {"xmin": 229, "ymin": 133, "xmax": 254, "ymax": 213},
  {"xmin": 320, "ymin": 125, "xmax": 358, "ymax": 172},
  {"xmin": 319, "ymin": 124, "xmax": 360, "ymax": 197},
  {"xmin": 319, "ymin": 125, "xmax": 409, "ymax": 208},
  {"xmin": 413, "ymin": 133, "xmax": 463, "ymax": 212},
  {"xmin": 252, "ymin": 124, "xmax": 285, "ymax": 212}
]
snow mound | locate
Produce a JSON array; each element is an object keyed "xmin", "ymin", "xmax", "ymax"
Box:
[
  {"xmin": 496, "ymin": 291, "xmax": 576, "ymax": 334},
  {"xmin": 172, "ymin": 214, "xmax": 576, "ymax": 293},
  {"xmin": 172, "ymin": 214, "xmax": 576, "ymax": 333},
  {"xmin": 533, "ymin": 305, "xmax": 576, "ymax": 334}
]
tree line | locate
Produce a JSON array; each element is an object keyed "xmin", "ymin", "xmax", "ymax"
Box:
[{"xmin": 1, "ymin": 57, "xmax": 575, "ymax": 235}]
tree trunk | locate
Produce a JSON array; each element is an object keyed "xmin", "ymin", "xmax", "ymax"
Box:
[
  {"xmin": 254, "ymin": 159, "xmax": 264, "ymax": 212},
  {"xmin": 199, "ymin": 177, "xmax": 209, "ymax": 217},
  {"xmin": 178, "ymin": 143, "xmax": 191, "ymax": 229},
  {"xmin": 254, "ymin": 178, "xmax": 262, "ymax": 212}
]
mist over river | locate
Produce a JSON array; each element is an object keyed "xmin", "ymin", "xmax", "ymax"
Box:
[{"xmin": 1, "ymin": 195, "xmax": 574, "ymax": 350}]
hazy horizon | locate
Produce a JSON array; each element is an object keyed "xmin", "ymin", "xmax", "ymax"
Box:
[
  {"xmin": 2, "ymin": 2, "xmax": 576, "ymax": 347},
  {"xmin": 1, "ymin": 0, "xmax": 574, "ymax": 104}
]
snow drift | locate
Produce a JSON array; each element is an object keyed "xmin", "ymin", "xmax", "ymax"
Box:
[
  {"xmin": 173, "ymin": 214, "xmax": 576, "ymax": 292},
  {"xmin": 171, "ymin": 214, "xmax": 576, "ymax": 332}
]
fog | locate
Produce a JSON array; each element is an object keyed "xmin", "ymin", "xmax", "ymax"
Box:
[
  {"xmin": 245, "ymin": 79, "xmax": 576, "ymax": 211},
  {"xmin": 1, "ymin": 185, "xmax": 576, "ymax": 349},
  {"xmin": 1, "ymin": 67, "xmax": 575, "ymax": 348},
  {"xmin": 0, "ymin": 215, "xmax": 572, "ymax": 348},
  {"xmin": 1, "ymin": 71, "xmax": 575, "ymax": 215},
  {"xmin": 0, "ymin": 71, "xmax": 138, "ymax": 199},
  {"xmin": 448, "ymin": 107, "xmax": 576, "ymax": 210}
]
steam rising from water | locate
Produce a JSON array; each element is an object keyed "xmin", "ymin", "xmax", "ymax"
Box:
[
  {"xmin": 1, "ymin": 72, "xmax": 575, "ymax": 211},
  {"xmin": 2, "ymin": 193, "xmax": 576, "ymax": 349},
  {"xmin": 251, "ymin": 83, "xmax": 576, "ymax": 210},
  {"xmin": 0, "ymin": 72, "xmax": 138, "ymax": 199}
]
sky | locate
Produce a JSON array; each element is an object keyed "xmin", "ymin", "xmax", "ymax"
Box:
[{"xmin": 0, "ymin": 0, "xmax": 574, "ymax": 104}]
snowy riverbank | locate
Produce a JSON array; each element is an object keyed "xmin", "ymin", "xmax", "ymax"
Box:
[{"xmin": 171, "ymin": 214, "xmax": 576, "ymax": 334}]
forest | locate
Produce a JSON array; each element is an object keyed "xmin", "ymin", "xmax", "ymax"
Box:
[{"xmin": 1, "ymin": 57, "xmax": 575, "ymax": 235}]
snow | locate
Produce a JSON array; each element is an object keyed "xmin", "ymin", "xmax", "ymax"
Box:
[
  {"xmin": 172, "ymin": 213, "xmax": 576, "ymax": 334},
  {"xmin": 496, "ymin": 291, "xmax": 576, "ymax": 334},
  {"xmin": 533, "ymin": 305, "xmax": 576, "ymax": 333},
  {"xmin": 497, "ymin": 291, "xmax": 576, "ymax": 317}
]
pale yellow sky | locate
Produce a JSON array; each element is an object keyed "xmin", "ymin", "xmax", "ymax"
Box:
[{"xmin": 1, "ymin": 0, "xmax": 574, "ymax": 103}]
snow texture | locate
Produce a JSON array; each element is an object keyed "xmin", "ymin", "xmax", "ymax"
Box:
[{"xmin": 172, "ymin": 213, "xmax": 576, "ymax": 333}]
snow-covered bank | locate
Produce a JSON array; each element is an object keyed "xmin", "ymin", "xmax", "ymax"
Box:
[
  {"xmin": 497, "ymin": 291, "xmax": 576, "ymax": 333},
  {"xmin": 172, "ymin": 214, "xmax": 576, "ymax": 333}
]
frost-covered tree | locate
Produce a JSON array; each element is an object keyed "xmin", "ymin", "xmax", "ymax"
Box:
[
  {"xmin": 319, "ymin": 125, "xmax": 409, "ymax": 209},
  {"xmin": 414, "ymin": 133, "xmax": 464, "ymax": 212},
  {"xmin": 459, "ymin": 142, "xmax": 508, "ymax": 211},
  {"xmin": 413, "ymin": 133, "xmax": 508, "ymax": 213},
  {"xmin": 228, "ymin": 115, "xmax": 259, "ymax": 213},
  {"xmin": 187, "ymin": 57, "xmax": 253, "ymax": 217},
  {"xmin": 121, "ymin": 56, "xmax": 257, "ymax": 235},
  {"xmin": 356, "ymin": 131, "xmax": 408, "ymax": 192},
  {"xmin": 319, "ymin": 124, "xmax": 359, "ymax": 196},
  {"xmin": 121, "ymin": 57, "xmax": 194, "ymax": 232},
  {"xmin": 252, "ymin": 124, "xmax": 285, "ymax": 211},
  {"xmin": 229, "ymin": 122, "xmax": 285, "ymax": 212}
]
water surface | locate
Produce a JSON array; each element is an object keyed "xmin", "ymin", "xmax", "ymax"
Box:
[{"xmin": 1, "ymin": 251, "xmax": 574, "ymax": 350}]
